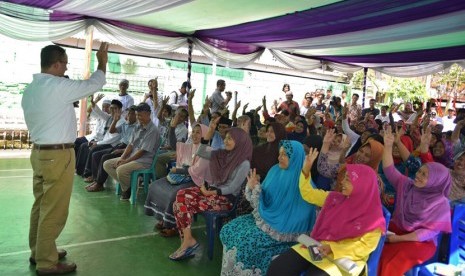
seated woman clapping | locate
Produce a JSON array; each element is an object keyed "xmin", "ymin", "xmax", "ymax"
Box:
[
  {"xmin": 268, "ymin": 149, "xmax": 385, "ymax": 276},
  {"xmin": 378, "ymin": 127, "xmax": 452, "ymax": 276},
  {"xmin": 169, "ymin": 128, "xmax": 253, "ymax": 260},
  {"xmin": 220, "ymin": 140, "xmax": 317, "ymax": 275}
]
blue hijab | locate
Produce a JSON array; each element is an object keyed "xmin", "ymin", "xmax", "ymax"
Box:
[{"xmin": 258, "ymin": 140, "xmax": 316, "ymax": 234}]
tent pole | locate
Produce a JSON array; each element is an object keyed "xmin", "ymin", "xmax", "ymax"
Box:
[
  {"xmin": 362, "ymin": 67, "xmax": 368, "ymax": 108},
  {"xmin": 79, "ymin": 25, "xmax": 94, "ymax": 137},
  {"xmin": 187, "ymin": 39, "xmax": 193, "ymax": 127}
]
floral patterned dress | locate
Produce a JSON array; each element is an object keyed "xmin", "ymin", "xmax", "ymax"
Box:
[{"xmin": 219, "ymin": 185, "xmax": 300, "ymax": 275}]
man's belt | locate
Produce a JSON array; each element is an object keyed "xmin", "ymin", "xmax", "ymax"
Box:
[{"xmin": 33, "ymin": 143, "xmax": 74, "ymax": 150}]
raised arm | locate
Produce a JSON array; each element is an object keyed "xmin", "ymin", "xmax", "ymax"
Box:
[
  {"xmin": 300, "ymin": 148, "xmax": 328, "ymax": 207},
  {"xmin": 187, "ymin": 89, "xmax": 197, "ymax": 125}
]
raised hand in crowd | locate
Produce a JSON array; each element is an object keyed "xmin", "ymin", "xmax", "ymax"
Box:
[
  {"xmin": 96, "ymin": 42, "xmax": 109, "ymax": 73},
  {"xmin": 92, "ymin": 93, "xmax": 105, "ymax": 107},
  {"xmin": 255, "ymin": 105, "xmax": 262, "ymax": 113},
  {"xmin": 383, "ymin": 125, "xmax": 395, "ymax": 149},
  {"xmin": 246, "ymin": 168, "xmax": 260, "ymax": 190},
  {"xmin": 242, "ymin": 102, "xmax": 249, "ymax": 114},
  {"xmin": 419, "ymin": 125, "xmax": 432, "ymax": 153},
  {"xmin": 321, "ymin": 128, "xmax": 336, "ymax": 154},
  {"xmin": 161, "ymin": 95, "xmax": 169, "ymax": 106},
  {"xmin": 204, "ymin": 116, "xmax": 221, "ymax": 141},
  {"xmin": 234, "ymin": 100, "xmax": 242, "ymax": 111},
  {"xmin": 170, "ymin": 112, "xmax": 181, "ymax": 128},
  {"xmin": 342, "ymin": 102, "xmax": 348, "ymax": 119},
  {"xmin": 302, "ymin": 147, "xmax": 319, "ymax": 177},
  {"xmin": 188, "ymin": 88, "xmax": 196, "ymax": 101},
  {"xmin": 262, "ymin": 96, "xmax": 267, "ymax": 111}
]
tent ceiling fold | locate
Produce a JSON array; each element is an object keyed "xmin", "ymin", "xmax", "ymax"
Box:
[{"xmin": 1, "ymin": 0, "xmax": 464, "ymax": 77}]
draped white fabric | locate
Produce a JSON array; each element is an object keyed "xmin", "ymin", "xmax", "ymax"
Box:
[
  {"xmin": 192, "ymin": 38, "xmax": 264, "ymax": 68},
  {"xmin": 51, "ymin": 0, "xmax": 192, "ymax": 20},
  {"xmin": 0, "ymin": 1, "xmax": 187, "ymax": 55},
  {"xmin": 0, "ymin": 13, "xmax": 86, "ymax": 41},
  {"xmin": 92, "ymin": 21, "xmax": 186, "ymax": 55},
  {"xmin": 376, "ymin": 63, "xmax": 456, "ymax": 78},
  {"xmin": 269, "ymin": 49, "xmax": 321, "ymax": 71}
]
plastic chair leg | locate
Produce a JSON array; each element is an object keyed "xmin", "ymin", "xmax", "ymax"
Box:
[
  {"xmin": 116, "ymin": 183, "xmax": 122, "ymax": 195},
  {"xmin": 205, "ymin": 215, "xmax": 216, "ymax": 260},
  {"xmin": 143, "ymin": 173, "xmax": 151, "ymax": 194},
  {"xmin": 130, "ymin": 173, "xmax": 139, "ymax": 205}
]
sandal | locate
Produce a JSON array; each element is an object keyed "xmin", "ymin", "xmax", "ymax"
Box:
[
  {"xmin": 86, "ymin": 183, "xmax": 104, "ymax": 192},
  {"xmin": 159, "ymin": 228, "xmax": 178, "ymax": 238},
  {"xmin": 169, "ymin": 243, "xmax": 199, "ymax": 261},
  {"xmin": 84, "ymin": 176, "xmax": 94, "ymax": 183}
]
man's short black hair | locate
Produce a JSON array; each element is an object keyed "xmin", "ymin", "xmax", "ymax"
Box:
[
  {"xmin": 111, "ymin": 99, "xmax": 123, "ymax": 109},
  {"xmin": 41, "ymin": 45, "xmax": 66, "ymax": 69},
  {"xmin": 181, "ymin": 81, "xmax": 191, "ymax": 89},
  {"xmin": 217, "ymin": 79, "xmax": 225, "ymax": 86},
  {"xmin": 353, "ymin": 93, "xmax": 359, "ymax": 98}
]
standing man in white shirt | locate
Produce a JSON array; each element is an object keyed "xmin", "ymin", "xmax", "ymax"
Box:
[
  {"xmin": 21, "ymin": 43, "xmax": 108, "ymax": 275},
  {"xmin": 117, "ymin": 79, "xmax": 134, "ymax": 113},
  {"xmin": 210, "ymin": 79, "xmax": 232, "ymax": 114},
  {"xmin": 168, "ymin": 81, "xmax": 190, "ymax": 110}
]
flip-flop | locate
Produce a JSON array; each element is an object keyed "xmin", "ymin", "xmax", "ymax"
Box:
[{"xmin": 169, "ymin": 243, "xmax": 199, "ymax": 261}]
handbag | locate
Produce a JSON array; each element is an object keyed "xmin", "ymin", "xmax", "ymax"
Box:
[{"xmin": 166, "ymin": 172, "xmax": 192, "ymax": 185}]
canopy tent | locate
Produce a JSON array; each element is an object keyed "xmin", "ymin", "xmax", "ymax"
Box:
[{"xmin": 1, "ymin": 0, "xmax": 465, "ymax": 77}]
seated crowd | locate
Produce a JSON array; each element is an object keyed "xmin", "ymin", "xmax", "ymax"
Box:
[{"xmin": 74, "ymin": 79, "xmax": 465, "ymax": 275}]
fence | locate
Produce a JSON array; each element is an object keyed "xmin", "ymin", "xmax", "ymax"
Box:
[{"xmin": 0, "ymin": 129, "xmax": 31, "ymax": 150}]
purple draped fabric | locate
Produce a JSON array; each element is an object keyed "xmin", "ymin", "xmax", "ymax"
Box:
[
  {"xmin": 196, "ymin": 0, "xmax": 465, "ymax": 43},
  {"xmin": 197, "ymin": 37, "xmax": 263, "ymax": 54},
  {"xmin": 5, "ymin": 0, "xmax": 63, "ymax": 9},
  {"xmin": 316, "ymin": 45, "xmax": 465, "ymax": 65}
]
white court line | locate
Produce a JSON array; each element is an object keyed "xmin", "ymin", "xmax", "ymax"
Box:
[
  {"xmin": 0, "ymin": 169, "xmax": 32, "ymax": 172},
  {"xmin": 0, "ymin": 176, "xmax": 32, "ymax": 179},
  {"xmin": 0, "ymin": 225, "xmax": 204, "ymax": 257}
]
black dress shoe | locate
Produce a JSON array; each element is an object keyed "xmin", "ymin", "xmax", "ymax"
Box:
[
  {"xmin": 36, "ymin": 262, "xmax": 76, "ymax": 275},
  {"xmin": 29, "ymin": 249, "xmax": 67, "ymax": 265}
]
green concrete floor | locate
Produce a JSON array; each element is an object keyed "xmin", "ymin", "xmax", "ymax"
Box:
[{"xmin": 0, "ymin": 157, "xmax": 222, "ymax": 276}]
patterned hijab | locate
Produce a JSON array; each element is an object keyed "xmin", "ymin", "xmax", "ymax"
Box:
[
  {"xmin": 393, "ymin": 162, "xmax": 452, "ymax": 233},
  {"xmin": 311, "ymin": 164, "xmax": 386, "ymax": 241},
  {"xmin": 258, "ymin": 140, "xmax": 316, "ymax": 234},
  {"xmin": 210, "ymin": 128, "xmax": 253, "ymax": 184}
]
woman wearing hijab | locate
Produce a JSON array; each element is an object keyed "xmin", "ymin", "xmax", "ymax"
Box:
[
  {"xmin": 236, "ymin": 122, "xmax": 287, "ymax": 216},
  {"xmin": 317, "ymin": 129, "xmax": 385, "ymax": 194},
  {"xmin": 378, "ymin": 131, "xmax": 421, "ymax": 210},
  {"xmin": 268, "ymin": 154, "xmax": 385, "ymax": 276},
  {"xmin": 450, "ymin": 151, "xmax": 465, "ymax": 202},
  {"xmin": 288, "ymin": 117, "xmax": 308, "ymax": 143},
  {"xmin": 169, "ymin": 128, "xmax": 252, "ymax": 260},
  {"xmin": 144, "ymin": 123, "xmax": 210, "ymax": 237},
  {"xmin": 220, "ymin": 141, "xmax": 317, "ymax": 275},
  {"xmin": 378, "ymin": 128, "xmax": 452, "ymax": 276}
]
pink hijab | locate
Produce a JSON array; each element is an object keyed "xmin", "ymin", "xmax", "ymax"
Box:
[
  {"xmin": 311, "ymin": 164, "xmax": 386, "ymax": 241},
  {"xmin": 175, "ymin": 124, "xmax": 212, "ymax": 186}
]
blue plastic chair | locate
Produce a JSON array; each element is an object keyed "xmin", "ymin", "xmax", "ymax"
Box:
[
  {"xmin": 116, "ymin": 139, "xmax": 164, "ymax": 205},
  {"xmin": 404, "ymin": 233, "xmax": 443, "ymax": 276},
  {"xmin": 199, "ymin": 192, "xmax": 242, "ymax": 260},
  {"xmin": 366, "ymin": 206, "xmax": 392, "ymax": 276},
  {"xmin": 417, "ymin": 203, "xmax": 465, "ymax": 276}
]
